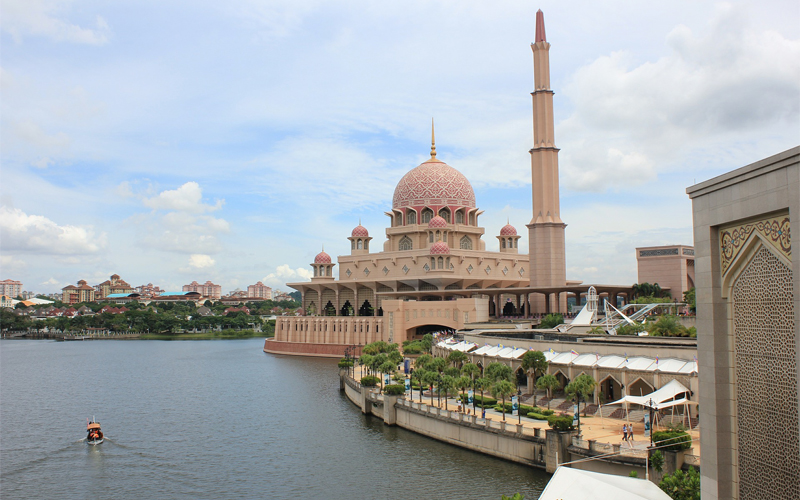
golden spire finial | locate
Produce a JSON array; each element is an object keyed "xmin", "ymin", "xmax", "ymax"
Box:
[{"xmin": 430, "ymin": 118, "xmax": 437, "ymax": 159}]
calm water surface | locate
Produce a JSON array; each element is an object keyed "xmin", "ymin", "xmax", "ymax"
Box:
[{"xmin": 1, "ymin": 338, "xmax": 549, "ymax": 499}]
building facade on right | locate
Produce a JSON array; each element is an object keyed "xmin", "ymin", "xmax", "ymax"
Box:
[{"xmin": 687, "ymin": 146, "xmax": 799, "ymax": 500}]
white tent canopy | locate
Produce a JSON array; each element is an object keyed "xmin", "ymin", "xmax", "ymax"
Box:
[
  {"xmin": 539, "ymin": 467, "xmax": 671, "ymax": 500},
  {"xmin": 607, "ymin": 379, "xmax": 691, "ymax": 407}
]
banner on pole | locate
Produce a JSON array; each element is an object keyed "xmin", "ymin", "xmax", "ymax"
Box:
[
  {"xmin": 644, "ymin": 413, "xmax": 651, "ymax": 437},
  {"xmin": 512, "ymin": 396, "xmax": 519, "ymax": 416},
  {"xmin": 467, "ymin": 390, "xmax": 474, "ymax": 404}
]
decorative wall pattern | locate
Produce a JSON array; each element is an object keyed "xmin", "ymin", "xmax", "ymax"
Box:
[
  {"xmin": 732, "ymin": 247, "xmax": 798, "ymax": 499},
  {"xmin": 721, "ymin": 214, "xmax": 791, "ymax": 275},
  {"xmin": 393, "ymin": 160, "xmax": 476, "ymax": 209}
]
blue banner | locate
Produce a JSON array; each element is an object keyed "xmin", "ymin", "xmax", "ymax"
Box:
[
  {"xmin": 512, "ymin": 396, "xmax": 519, "ymax": 416},
  {"xmin": 468, "ymin": 390, "xmax": 474, "ymax": 404}
]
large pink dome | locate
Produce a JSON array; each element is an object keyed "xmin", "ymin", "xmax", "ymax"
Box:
[
  {"xmin": 393, "ymin": 159, "xmax": 476, "ymax": 209},
  {"xmin": 314, "ymin": 251, "xmax": 331, "ymax": 264}
]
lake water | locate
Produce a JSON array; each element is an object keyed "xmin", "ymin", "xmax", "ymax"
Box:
[{"xmin": 1, "ymin": 338, "xmax": 549, "ymax": 499}]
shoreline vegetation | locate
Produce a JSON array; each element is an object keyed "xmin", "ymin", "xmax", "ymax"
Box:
[{"xmin": 140, "ymin": 329, "xmax": 271, "ymax": 340}]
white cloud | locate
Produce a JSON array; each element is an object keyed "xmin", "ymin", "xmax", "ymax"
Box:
[
  {"xmin": 262, "ymin": 264, "xmax": 313, "ymax": 288},
  {"xmin": 559, "ymin": 3, "xmax": 800, "ymax": 192},
  {"xmin": 12, "ymin": 121, "xmax": 71, "ymax": 168},
  {"xmin": 133, "ymin": 182, "xmax": 230, "ymax": 255},
  {"xmin": 0, "ymin": 206, "xmax": 106, "ymax": 255},
  {"xmin": 143, "ymin": 182, "xmax": 224, "ymax": 214},
  {"xmin": 188, "ymin": 254, "xmax": 215, "ymax": 269},
  {"xmin": 40, "ymin": 277, "xmax": 62, "ymax": 286},
  {"xmin": 2, "ymin": 0, "xmax": 110, "ymax": 44},
  {"xmin": 1, "ymin": 255, "xmax": 27, "ymax": 274}
]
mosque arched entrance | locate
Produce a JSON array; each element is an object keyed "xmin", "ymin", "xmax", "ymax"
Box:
[
  {"xmin": 502, "ymin": 301, "xmax": 516, "ymax": 317},
  {"xmin": 323, "ymin": 301, "xmax": 336, "ymax": 316},
  {"xmin": 409, "ymin": 323, "xmax": 454, "ymax": 340},
  {"xmin": 340, "ymin": 300, "xmax": 354, "ymax": 316},
  {"xmin": 358, "ymin": 300, "xmax": 374, "ymax": 316}
]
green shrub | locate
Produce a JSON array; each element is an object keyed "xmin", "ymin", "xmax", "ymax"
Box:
[
  {"xmin": 629, "ymin": 471, "xmax": 638, "ymax": 478},
  {"xmin": 472, "ymin": 395, "xmax": 497, "ymax": 406},
  {"xmin": 338, "ymin": 359, "xmax": 354, "ymax": 368},
  {"xmin": 360, "ymin": 375, "xmax": 379, "ymax": 387},
  {"xmin": 539, "ymin": 313, "xmax": 564, "ymax": 329},
  {"xmin": 652, "ymin": 430, "xmax": 692, "ymax": 452},
  {"xmin": 617, "ymin": 323, "xmax": 648, "ymax": 336},
  {"xmin": 547, "ymin": 414, "xmax": 575, "ymax": 431},
  {"xmin": 383, "ymin": 384, "xmax": 406, "ymax": 395},
  {"xmin": 526, "ymin": 412, "xmax": 548, "ymax": 420},
  {"xmin": 542, "ymin": 409, "xmax": 555, "ymax": 416}
]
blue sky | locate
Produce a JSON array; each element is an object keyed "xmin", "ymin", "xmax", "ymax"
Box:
[{"xmin": 1, "ymin": 0, "xmax": 798, "ymax": 294}]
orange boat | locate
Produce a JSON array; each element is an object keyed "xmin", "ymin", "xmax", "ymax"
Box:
[{"xmin": 86, "ymin": 417, "xmax": 104, "ymax": 445}]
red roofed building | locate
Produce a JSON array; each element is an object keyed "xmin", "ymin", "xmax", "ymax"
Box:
[
  {"xmin": 62, "ymin": 280, "xmax": 96, "ymax": 304},
  {"xmin": 247, "ymin": 281, "xmax": 273, "ymax": 300},
  {"xmin": 95, "ymin": 274, "xmax": 134, "ymax": 299},
  {"xmin": 182, "ymin": 281, "xmax": 222, "ymax": 300}
]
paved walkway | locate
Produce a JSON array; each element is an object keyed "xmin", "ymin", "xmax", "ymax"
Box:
[{"xmin": 352, "ymin": 367, "xmax": 701, "ymax": 458}]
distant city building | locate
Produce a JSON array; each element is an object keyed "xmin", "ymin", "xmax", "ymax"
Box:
[
  {"xmin": 247, "ymin": 282, "xmax": 273, "ymax": 300},
  {"xmin": 150, "ymin": 291, "xmax": 203, "ymax": 303},
  {"xmin": 62, "ymin": 280, "xmax": 96, "ymax": 304},
  {"xmin": 636, "ymin": 244, "xmax": 695, "ymax": 300},
  {"xmin": 135, "ymin": 283, "xmax": 164, "ymax": 299},
  {"xmin": 20, "ymin": 291, "xmax": 36, "ymax": 300},
  {"xmin": 95, "ymin": 274, "xmax": 134, "ymax": 299},
  {"xmin": 0, "ymin": 295, "xmax": 13, "ymax": 308},
  {"xmin": 0, "ymin": 279, "xmax": 22, "ymax": 298},
  {"xmin": 182, "ymin": 281, "xmax": 221, "ymax": 300},
  {"xmin": 272, "ymin": 291, "xmax": 293, "ymax": 302},
  {"xmin": 226, "ymin": 288, "xmax": 248, "ymax": 299}
]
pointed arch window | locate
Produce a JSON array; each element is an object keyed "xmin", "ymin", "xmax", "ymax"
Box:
[
  {"xmin": 455, "ymin": 211, "xmax": 464, "ymax": 224},
  {"xmin": 421, "ymin": 208, "xmax": 433, "ymax": 223},
  {"xmin": 437, "ymin": 256, "xmax": 444, "ymax": 269},
  {"xmin": 438, "ymin": 208, "xmax": 451, "ymax": 223},
  {"xmin": 357, "ymin": 240, "xmax": 363, "ymax": 250},
  {"xmin": 399, "ymin": 236, "xmax": 413, "ymax": 251},
  {"xmin": 460, "ymin": 235, "xmax": 473, "ymax": 250},
  {"xmin": 407, "ymin": 210, "xmax": 417, "ymax": 225}
]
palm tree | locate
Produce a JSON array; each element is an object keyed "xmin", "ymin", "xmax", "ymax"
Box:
[
  {"xmin": 491, "ymin": 380, "xmax": 516, "ymax": 421},
  {"xmin": 455, "ymin": 375, "xmax": 471, "ymax": 409},
  {"xmin": 439, "ymin": 375, "xmax": 455, "ymax": 410},
  {"xmin": 536, "ymin": 374, "xmax": 561, "ymax": 410},
  {"xmin": 429, "ymin": 357, "xmax": 447, "ymax": 375},
  {"xmin": 415, "ymin": 353, "xmax": 433, "ymax": 370},
  {"xmin": 485, "ymin": 362, "xmax": 514, "ymax": 383},
  {"xmin": 461, "ymin": 362, "xmax": 481, "ymax": 414},
  {"xmin": 447, "ymin": 350, "xmax": 468, "ymax": 369},
  {"xmin": 359, "ymin": 354, "xmax": 374, "ymax": 376},
  {"xmin": 412, "ymin": 368, "xmax": 427, "ymax": 402},
  {"xmin": 378, "ymin": 361, "xmax": 395, "ymax": 392},
  {"xmin": 565, "ymin": 373, "xmax": 597, "ymax": 433},
  {"xmin": 422, "ymin": 371, "xmax": 438, "ymax": 406},
  {"xmin": 521, "ymin": 350, "xmax": 548, "ymax": 406}
]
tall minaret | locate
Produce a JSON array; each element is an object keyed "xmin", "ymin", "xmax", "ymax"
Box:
[{"xmin": 527, "ymin": 9, "xmax": 566, "ymax": 312}]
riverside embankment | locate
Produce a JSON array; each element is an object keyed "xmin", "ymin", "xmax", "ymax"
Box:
[{"xmin": 340, "ymin": 370, "xmax": 697, "ymax": 479}]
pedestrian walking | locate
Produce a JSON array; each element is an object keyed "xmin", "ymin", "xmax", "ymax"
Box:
[
  {"xmin": 622, "ymin": 424, "xmax": 628, "ymax": 442},
  {"xmin": 628, "ymin": 425, "xmax": 635, "ymax": 446}
]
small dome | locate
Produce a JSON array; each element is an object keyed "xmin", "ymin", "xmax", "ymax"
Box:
[
  {"xmin": 430, "ymin": 241, "xmax": 450, "ymax": 255},
  {"xmin": 500, "ymin": 223, "xmax": 517, "ymax": 236},
  {"xmin": 351, "ymin": 224, "xmax": 369, "ymax": 237},
  {"xmin": 314, "ymin": 251, "xmax": 332, "ymax": 264},
  {"xmin": 428, "ymin": 216, "xmax": 447, "ymax": 228}
]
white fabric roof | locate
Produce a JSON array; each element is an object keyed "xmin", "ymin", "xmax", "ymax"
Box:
[
  {"xmin": 551, "ymin": 352, "xmax": 577, "ymax": 365},
  {"xmin": 626, "ymin": 356, "xmax": 656, "ymax": 371},
  {"xmin": 509, "ymin": 348, "xmax": 528, "ymax": 359},
  {"xmin": 482, "ymin": 346, "xmax": 503, "ymax": 357},
  {"xmin": 596, "ymin": 355, "xmax": 626, "ymax": 369},
  {"xmin": 496, "ymin": 347, "xmax": 516, "ymax": 358},
  {"xmin": 457, "ymin": 342, "xmax": 477, "ymax": 352},
  {"xmin": 472, "ymin": 345, "xmax": 494, "ymax": 355},
  {"xmin": 572, "ymin": 353, "xmax": 599, "ymax": 367},
  {"xmin": 539, "ymin": 467, "xmax": 671, "ymax": 500},
  {"xmin": 655, "ymin": 358, "xmax": 688, "ymax": 373},
  {"xmin": 543, "ymin": 350, "xmax": 559, "ymax": 362},
  {"xmin": 677, "ymin": 360, "xmax": 698, "ymax": 374},
  {"xmin": 655, "ymin": 397, "xmax": 698, "ymax": 410},
  {"xmin": 607, "ymin": 379, "xmax": 692, "ymax": 407}
]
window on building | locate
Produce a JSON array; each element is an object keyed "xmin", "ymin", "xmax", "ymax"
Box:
[
  {"xmin": 399, "ymin": 236, "xmax": 413, "ymax": 251},
  {"xmin": 438, "ymin": 256, "xmax": 443, "ymax": 269},
  {"xmin": 460, "ymin": 235, "xmax": 473, "ymax": 250},
  {"xmin": 407, "ymin": 210, "xmax": 417, "ymax": 225},
  {"xmin": 421, "ymin": 208, "xmax": 433, "ymax": 223},
  {"xmin": 438, "ymin": 208, "xmax": 451, "ymax": 223},
  {"xmin": 357, "ymin": 240, "xmax": 363, "ymax": 250},
  {"xmin": 455, "ymin": 211, "xmax": 464, "ymax": 224}
]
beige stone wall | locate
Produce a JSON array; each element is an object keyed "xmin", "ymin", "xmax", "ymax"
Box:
[
  {"xmin": 687, "ymin": 146, "xmax": 800, "ymax": 500},
  {"xmin": 636, "ymin": 245, "xmax": 695, "ymax": 300}
]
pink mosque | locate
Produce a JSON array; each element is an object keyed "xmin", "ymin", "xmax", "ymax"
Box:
[{"xmin": 264, "ymin": 11, "xmax": 632, "ymax": 357}]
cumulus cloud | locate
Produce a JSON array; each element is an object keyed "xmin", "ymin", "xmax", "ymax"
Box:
[
  {"xmin": 188, "ymin": 254, "xmax": 215, "ymax": 269},
  {"xmin": 143, "ymin": 182, "xmax": 224, "ymax": 213},
  {"xmin": 262, "ymin": 264, "xmax": 312, "ymax": 288},
  {"xmin": 559, "ymin": 4, "xmax": 800, "ymax": 192},
  {"xmin": 133, "ymin": 182, "xmax": 230, "ymax": 255},
  {"xmin": 0, "ymin": 206, "xmax": 106, "ymax": 255},
  {"xmin": 1, "ymin": 255, "xmax": 27, "ymax": 274},
  {"xmin": 40, "ymin": 277, "xmax": 62, "ymax": 286},
  {"xmin": 2, "ymin": 0, "xmax": 110, "ymax": 44}
]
